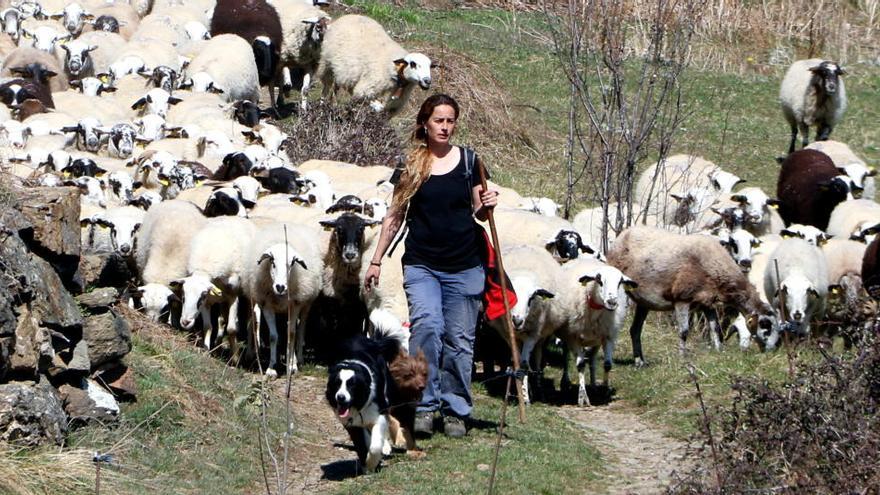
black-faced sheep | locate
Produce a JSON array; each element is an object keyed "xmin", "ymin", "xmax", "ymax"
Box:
[
  {"xmin": 607, "ymin": 226, "xmax": 776, "ymax": 365},
  {"xmin": 776, "ymin": 149, "xmax": 852, "ymax": 231},
  {"xmin": 780, "ymin": 59, "xmax": 847, "ymax": 153}
]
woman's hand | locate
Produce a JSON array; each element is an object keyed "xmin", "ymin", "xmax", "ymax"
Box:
[
  {"xmin": 480, "ymin": 188, "xmax": 499, "ymax": 209},
  {"xmin": 364, "ymin": 264, "xmax": 381, "ymax": 292}
]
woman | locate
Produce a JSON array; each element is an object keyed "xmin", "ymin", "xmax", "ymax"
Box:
[{"xmin": 364, "ymin": 94, "xmax": 498, "ymax": 438}]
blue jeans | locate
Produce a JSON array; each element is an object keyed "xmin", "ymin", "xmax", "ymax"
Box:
[{"xmin": 403, "ymin": 264, "xmax": 483, "ymax": 418}]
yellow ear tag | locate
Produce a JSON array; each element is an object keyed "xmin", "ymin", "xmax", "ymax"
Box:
[
  {"xmin": 62, "ymin": 171, "xmax": 71, "ymax": 178},
  {"xmin": 159, "ymin": 179, "xmax": 170, "ymax": 186},
  {"xmin": 209, "ymin": 286, "xmax": 222, "ymax": 296},
  {"xmin": 195, "ymin": 180, "xmax": 203, "ymax": 187},
  {"xmin": 99, "ymin": 74, "xmax": 109, "ymax": 84}
]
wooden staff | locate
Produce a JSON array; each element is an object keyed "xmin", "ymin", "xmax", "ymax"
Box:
[{"xmin": 476, "ymin": 157, "xmax": 526, "ymax": 423}]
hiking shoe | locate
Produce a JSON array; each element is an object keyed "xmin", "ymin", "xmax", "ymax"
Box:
[
  {"xmin": 443, "ymin": 416, "xmax": 467, "ymax": 438},
  {"xmin": 414, "ymin": 412, "xmax": 434, "ymax": 436}
]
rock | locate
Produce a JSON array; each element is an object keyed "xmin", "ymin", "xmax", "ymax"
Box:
[
  {"xmin": 0, "ymin": 378, "xmax": 67, "ymax": 446},
  {"xmin": 9, "ymin": 305, "xmax": 53, "ymax": 377},
  {"xmin": 78, "ymin": 253, "xmax": 134, "ymax": 290},
  {"xmin": 82, "ymin": 311, "xmax": 131, "ymax": 369},
  {"xmin": 93, "ymin": 363, "xmax": 137, "ymax": 402},
  {"xmin": 14, "ymin": 187, "xmax": 81, "ymax": 292},
  {"xmin": 58, "ymin": 379, "xmax": 119, "ymax": 427},
  {"xmin": 76, "ymin": 288, "xmax": 120, "ymax": 312},
  {"xmin": 68, "ymin": 338, "xmax": 91, "ymax": 374}
]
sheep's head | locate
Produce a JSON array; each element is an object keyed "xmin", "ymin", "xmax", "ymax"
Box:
[
  {"xmin": 92, "ymin": 14, "xmax": 119, "ymax": 33},
  {"xmin": 81, "ymin": 212, "xmax": 142, "ymax": 257},
  {"xmin": 545, "ymin": 229, "xmax": 593, "ymax": 261},
  {"xmin": 319, "ymin": 213, "xmax": 380, "ymax": 265},
  {"xmin": 98, "ymin": 123, "xmax": 137, "ymax": 159},
  {"xmin": 132, "ymin": 283, "xmax": 178, "ymax": 322},
  {"xmin": 730, "ymin": 188, "xmax": 778, "ymax": 225},
  {"xmin": 775, "ymin": 274, "xmax": 820, "ymax": 332},
  {"xmin": 65, "ymin": 176, "xmax": 106, "ymax": 206},
  {"xmin": 578, "ymin": 265, "xmax": 636, "ymax": 311},
  {"xmin": 0, "ymin": 120, "xmax": 32, "ymax": 148},
  {"xmin": 508, "ymin": 275, "xmax": 554, "ymax": 330},
  {"xmin": 180, "ymin": 72, "xmax": 225, "ymax": 95},
  {"xmin": 131, "ymin": 88, "xmax": 182, "ymax": 119},
  {"xmin": 809, "ymin": 61, "xmax": 845, "ymax": 95},
  {"xmin": 70, "ymin": 76, "xmax": 116, "ymax": 97},
  {"xmin": 1, "ymin": 8, "xmax": 23, "ymax": 40},
  {"xmin": 708, "ymin": 169, "xmax": 745, "ymax": 194},
  {"xmin": 183, "ymin": 20, "xmax": 210, "ymax": 41},
  {"xmin": 170, "ymin": 274, "xmax": 222, "ymax": 330},
  {"xmin": 780, "ymin": 224, "xmax": 828, "ymax": 247},
  {"xmin": 49, "ymin": 2, "xmax": 94, "ymax": 36},
  {"xmin": 60, "ymin": 40, "xmax": 96, "ymax": 76},
  {"xmin": 258, "ymin": 244, "xmax": 308, "ymax": 296},
  {"xmin": 106, "ymin": 170, "xmax": 140, "ymax": 202},
  {"xmin": 138, "ymin": 65, "xmax": 179, "ymax": 93},
  {"xmin": 302, "ymin": 16, "xmax": 329, "ymax": 43},
  {"xmin": 22, "ymin": 25, "xmax": 70, "ymax": 53},
  {"xmin": 851, "ymin": 222, "xmax": 880, "ymax": 244},
  {"xmin": 394, "ymin": 53, "xmax": 434, "ymax": 90},
  {"xmin": 837, "ymin": 163, "xmax": 875, "ymax": 197},
  {"xmin": 716, "ymin": 228, "xmax": 760, "ymax": 272}
]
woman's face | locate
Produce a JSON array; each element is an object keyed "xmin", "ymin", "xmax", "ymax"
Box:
[{"xmin": 424, "ymin": 104, "xmax": 457, "ymax": 146}]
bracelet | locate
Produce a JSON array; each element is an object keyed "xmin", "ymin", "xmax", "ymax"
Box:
[{"xmin": 370, "ymin": 261, "xmax": 382, "ymax": 267}]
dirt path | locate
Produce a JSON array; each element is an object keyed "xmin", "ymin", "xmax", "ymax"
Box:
[{"xmin": 558, "ymin": 403, "xmax": 690, "ymax": 495}]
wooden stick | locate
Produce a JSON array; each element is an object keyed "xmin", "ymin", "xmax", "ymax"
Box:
[{"xmin": 476, "ymin": 157, "xmax": 526, "ymax": 423}]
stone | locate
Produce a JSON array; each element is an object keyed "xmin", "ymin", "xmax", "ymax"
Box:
[
  {"xmin": 82, "ymin": 311, "xmax": 131, "ymax": 369},
  {"xmin": 0, "ymin": 378, "xmax": 67, "ymax": 446},
  {"xmin": 93, "ymin": 363, "xmax": 137, "ymax": 402},
  {"xmin": 14, "ymin": 187, "xmax": 81, "ymax": 291},
  {"xmin": 76, "ymin": 288, "xmax": 120, "ymax": 312},
  {"xmin": 9, "ymin": 305, "xmax": 53, "ymax": 377},
  {"xmin": 68, "ymin": 338, "xmax": 91, "ymax": 374},
  {"xmin": 58, "ymin": 379, "xmax": 119, "ymax": 427},
  {"xmin": 78, "ymin": 253, "xmax": 134, "ymax": 290}
]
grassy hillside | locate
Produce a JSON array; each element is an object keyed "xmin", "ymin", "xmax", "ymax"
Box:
[{"xmin": 11, "ymin": 2, "xmax": 880, "ymax": 494}]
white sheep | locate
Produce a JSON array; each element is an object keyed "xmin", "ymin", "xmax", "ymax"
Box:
[
  {"xmin": 243, "ymin": 221, "xmax": 323, "ymax": 376},
  {"xmin": 780, "ymin": 224, "xmax": 828, "ymax": 246},
  {"xmin": 493, "ymin": 208, "xmax": 595, "ymax": 261},
  {"xmin": 272, "ymin": 0, "xmax": 330, "ymax": 109},
  {"xmin": 556, "ymin": 257, "xmax": 635, "ymax": 406},
  {"xmin": 180, "ymin": 34, "xmax": 260, "ymax": 103},
  {"xmin": 135, "ymin": 199, "xmax": 208, "ymax": 285},
  {"xmin": 821, "ymin": 238, "xmax": 866, "ymax": 342},
  {"xmin": 714, "ymin": 227, "xmax": 761, "ymax": 272},
  {"xmin": 806, "ymin": 140, "xmax": 876, "ymax": 199},
  {"xmin": 517, "ymin": 196, "xmax": 559, "ymax": 217},
  {"xmin": 357, "ymin": 238, "xmax": 412, "ymax": 355},
  {"xmin": 726, "ymin": 187, "xmax": 785, "ymax": 236},
  {"xmin": 83, "ymin": 3, "xmax": 140, "ymax": 40},
  {"xmin": 130, "ymin": 283, "xmax": 177, "ymax": 323},
  {"xmin": 80, "ymin": 205, "xmax": 145, "ymax": 257},
  {"xmin": 74, "ymin": 30, "xmax": 127, "ymax": 76},
  {"xmin": 826, "ymin": 199, "xmax": 880, "ymax": 240},
  {"xmin": 764, "ymin": 238, "xmax": 829, "ymax": 337},
  {"xmin": 175, "ymin": 216, "xmax": 256, "ymax": 354},
  {"xmin": 780, "ymin": 59, "xmax": 847, "ymax": 153},
  {"xmin": 483, "ymin": 244, "xmax": 562, "ymax": 404},
  {"xmin": 633, "ymin": 154, "xmax": 722, "ymax": 227},
  {"xmin": 317, "ymin": 14, "xmax": 433, "ymax": 115}
]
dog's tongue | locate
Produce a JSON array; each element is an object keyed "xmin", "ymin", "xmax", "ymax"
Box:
[{"xmin": 338, "ymin": 407, "xmax": 350, "ymax": 419}]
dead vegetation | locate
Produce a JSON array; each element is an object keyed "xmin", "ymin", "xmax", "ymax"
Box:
[{"xmin": 0, "ymin": 446, "xmax": 127, "ymax": 495}]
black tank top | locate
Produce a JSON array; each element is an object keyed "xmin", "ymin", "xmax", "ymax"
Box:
[{"xmin": 402, "ymin": 147, "xmax": 483, "ymax": 272}]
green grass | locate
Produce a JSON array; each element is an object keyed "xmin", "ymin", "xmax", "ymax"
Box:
[{"xmin": 330, "ymin": 383, "xmax": 603, "ymax": 495}]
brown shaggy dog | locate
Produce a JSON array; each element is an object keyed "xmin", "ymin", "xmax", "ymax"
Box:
[{"xmin": 387, "ymin": 350, "xmax": 428, "ymax": 451}]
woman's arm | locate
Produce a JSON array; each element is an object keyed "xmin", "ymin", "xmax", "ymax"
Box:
[{"xmin": 472, "ymin": 185, "xmax": 499, "ymax": 222}]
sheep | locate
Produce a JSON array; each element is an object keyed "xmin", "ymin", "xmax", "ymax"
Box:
[
  {"xmin": 210, "ymin": 0, "xmax": 282, "ymax": 105},
  {"xmin": 0, "ymin": 78, "xmax": 53, "ymax": 110},
  {"xmin": 179, "ymin": 34, "xmax": 261, "ymax": 103},
  {"xmin": 1, "ymin": 46, "xmax": 67, "ymax": 92},
  {"xmin": 779, "ymin": 224, "xmax": 828, "ymax": 246},
  {"xmin": 826, "ymin": 199, "xmax": 880, "ymax": 241},
  {"xmin": 0, "ymin": 119, "xmax": 32, "ymax": 148},
  {"xmin": 764, "ymin": 238, "xmax": 829, "ymax": 337},
  {"xmin": 714, "ymin": 227, "xmax": 761, "ymax": 272},
  {"xmin": 19, "ymin": 23, "xmax": 70, "ymax": 55},
  {"xmin": 241, "ymin": 122, "xmax": 288, "ymax": 155},
  {"xmin": 83, "ymin": 4, "xmax": 140, "ymax": 39},
  {"xmin": 862, "ymin": 237, "xmax": 880, "ymax": 300},
  {"xmin": 822, "ymin": 238, "xmax": 867, "ymax": 343},
  {"xmin": 517, "ymin": 196, "xmax": 559, "ymax": 217},
  {"xmin": 59, "ymin": 117, "xmax": 104, "ymax": 152},
  {"xmin": 175, "ymin": 216, "xmax": 256, "ymax": 353},
  {"xmin": 806, "ymin": 140, "xmax": 875, "ymax": 199},
  {"xmin": 724, "ymin": 187, "xmax": 785, "ymax": 236},
  {"xmin": 318, "ymin": 212, "xmax": 381, "ymax": 298},
  {"xmin": 53, "ymin": 89, "xmax": 127, "ymax": 123},
  {"xmin": 482, "ymin": 244, "xmax": 562, "ymax": 403},
  {"xmin": 243, "ymin": 221, "xmax": 323, "ymax": 376},
  {"xmin": 135, "ymin": 199, "xmax": 208, "ymax": 285},
  {"xmin": 59, "ymin": 40, "xmax": 98, "ymax": 79},
  {"xmin": 297, "ymin": 159, "xmax": 394, "ymax": 184},
  {"xmin": 780, "ymin": 59, "xmax": 847, "ymax": 153},
  {"xmin": 47, "ymin": 2, "xmax": 93, "ymax": 36},
  {"xmin": 272, "ymin": 0, "xmax": 330, "ymax": 109},
  {"xmin": 357, "ymin": 236, "xmax": 412, "ymax": 352},
  {"xmin": 777, "ymin": 149, "xmax": 852, "ymax": 231},
  {"xmin": 1, "ymin": 7, "xmax": 23, "ymax": 41},
  {"xmin": 131, "ymin": 88, "xmax": 183, "ymax": 119},
  {"xmin": 634, "ymin": 155, "xmax": 725, "ymax": 227},
  {"xmin": 555, "ymin": 257, "xmax": 636, "ymax": 406},
  {"xmin": 492, "ymin": 208, "xmax": 595, "ymax": 261},
  {"xmin": 317, "ymin": 14, "xmax": 433, "ymax": 115},
  {"xmin": 73, "ymin": 31, "xmax": 124, "ymax": 77},
  {"xmin": 80, "ymin": 205, "xmax": 145, "ymax": 257},
  {"xmin": 607, "ymin": 226, "xmax": 777, "ymax": 365},
  {"xmin": 130, "ymin": 283, "xmax": 178, "ymax": 323}
]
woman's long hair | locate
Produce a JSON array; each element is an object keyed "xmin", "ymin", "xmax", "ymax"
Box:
[{"xmin": 390, "ymin": 94, "xmax": 460, "ymax": 211}]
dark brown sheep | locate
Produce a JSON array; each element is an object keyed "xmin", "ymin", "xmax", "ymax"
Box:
[
  {"xmin": 210, "ymin": 0, "xmax": 282, "ymax": 90},
  {"xmin": 0, "ymin": 78, "xmax": 54, "ymax": 109},
  {"xmin": 862, "ymin": 236, "xmax": 880, "ymax": 300},
  {"xmin": 777, "ymin": 149, "xmax": 851, "ymax": 230}
]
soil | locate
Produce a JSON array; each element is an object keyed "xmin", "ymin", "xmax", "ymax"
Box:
[{"xmin": 558, "ymin": 403, "xmax": 690, "ymax": 495}]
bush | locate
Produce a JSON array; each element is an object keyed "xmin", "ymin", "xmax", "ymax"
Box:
[
  {"xmin": 671, "ymin": 323, "xmax": 880, "ymax": 494},
  {"xmin": 281, "ymin": 101, "xmax": 402, "ymax": 167}
]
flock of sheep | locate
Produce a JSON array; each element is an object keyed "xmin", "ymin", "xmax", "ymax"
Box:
[{"xmin": 0, "ymin": 0, "xmax": 875, "ymax": 410}]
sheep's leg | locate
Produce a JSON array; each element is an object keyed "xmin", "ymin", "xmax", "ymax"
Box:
[
  {"xmin": 519, "ymin": 336, "xmax": 539, "ymax": 405},
  {"xmin": 575, "ymin": 348, "xmax": 590, "ymax": 407},
  {"xmin": 300, "ymin": 72, "xmax": 311, "ymax": 111},
  {"xmin": 674, "ymin": 302, "xmax": 691, "ymax": 356},
  {"xmin": 263, "ymin": 308, "xmax": 279, "ymax": 378},
  {"xmin": 295, "ymin": 304, "xmax": 311, "ymax": 372},
  {"xmin": 706, "ymin": 308, "xmax": 722, "ymax": 351},
  {"xmin": 227, "ymin": 297, "xmax": 240, "ymax": 361},
  {"xmin": 799, "ymin": 123, "xmax": 810, "ymax": 148},
  {"xmin": 816, "ymin": 123, "xmax": 832, "ymax": 141},
  {"xmin": 200, "ymin": 305, "xmax": 213, "ymax": 350},
  {"xmin": 631, "ymin": 305, "xmax": 650, "ymax": 367},
  {"xmin": 586, "ymin": 346, "xmax": 598, "ymax": 387},
  {"xmin": 732, "ymin": 313, "xmax": 751, "ymax": 350},
  {"xmin": 788, "ymin": 124, "xmax": 798, "ymax": 154},
  {"xmin": 560, "ymin": 340, "xmax": 572, "ymax": 388},
  {"xmin": 602, "ymin": 340, "xmax": 614, "ymax": 387},
  {"xmin": 287, "ymin": 305, "xmax": 302, "ymax": 375}
]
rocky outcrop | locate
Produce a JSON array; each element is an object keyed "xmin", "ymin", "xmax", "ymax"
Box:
[
  {"xmin": 0, "ymin": 378, "xmax": 67, "ymax": 446},
  {"xmin": 82, "ymin": 311, "xmax": 131, "ymax": 369},
  {"xmin": 14, "ymin": 187, "xmax": 82, "ymax": 291}
]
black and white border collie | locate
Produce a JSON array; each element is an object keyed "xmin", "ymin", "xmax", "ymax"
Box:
[{"xmin": 326, "ymin": 334, "xmax": 400, "ymax": 473}]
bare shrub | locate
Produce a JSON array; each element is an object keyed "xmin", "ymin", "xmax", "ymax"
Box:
[
  {"xmin": 670, "ymin": 323, "xmax": 880, "ymax": 494},
  {"xmin": 281, "ymin": 101, "xmax": 402, "ymax": 167}
]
